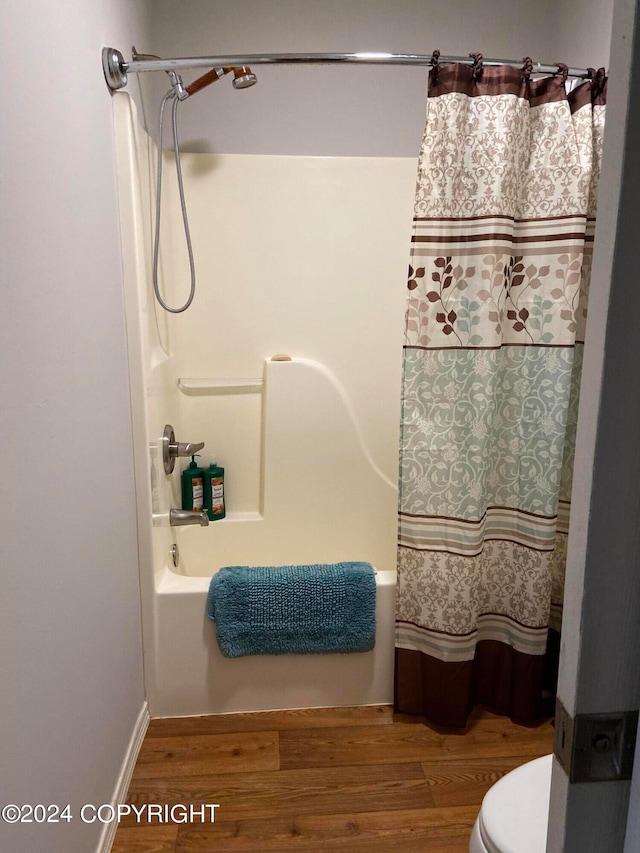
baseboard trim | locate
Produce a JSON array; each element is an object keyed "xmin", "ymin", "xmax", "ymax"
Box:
[{"xmin": 97, "ymin": 700, "xmax": 150, "ymax": 853}]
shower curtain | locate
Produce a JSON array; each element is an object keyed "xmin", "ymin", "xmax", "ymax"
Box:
[{"xmin": 395, "ymin": 60, "xmax": 607, "ymax": 727}]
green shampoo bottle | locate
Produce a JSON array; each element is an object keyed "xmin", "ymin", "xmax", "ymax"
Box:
[
  {"xmin": 204, "ymin": 461, "xmax": 225, "ymax": 521},
  {"xmin": 181, "ymin": 455, "xmax": 204, "ymax": 511}
]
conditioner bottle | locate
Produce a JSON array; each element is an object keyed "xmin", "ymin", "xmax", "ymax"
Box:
[{"xmin": 204, "ymin": 460, "xmax": 226, "ymax": 521}]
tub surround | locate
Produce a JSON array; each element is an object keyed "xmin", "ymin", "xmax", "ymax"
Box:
[{"xmin": 113, "ymin": 92, "xmax": 414, "ymax": 716}]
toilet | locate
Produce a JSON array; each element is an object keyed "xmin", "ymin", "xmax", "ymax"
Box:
[{"xmin": 469, "ymin": 754, "xmax": 553, "ymax": 853}]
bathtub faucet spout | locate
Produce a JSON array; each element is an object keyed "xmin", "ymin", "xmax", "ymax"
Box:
[{"xmin": 170, "ymin": 509, "xmax": 210, "ymax": 527}]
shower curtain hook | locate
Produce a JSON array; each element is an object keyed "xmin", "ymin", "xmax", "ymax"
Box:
[
  {"xmin": 430, "ymin": 49, "xmax": 441, "ymax": 83},
  {"xmin": 521, "ymin": 57, "xmax": 534, "ymax": 81},
  {"xmin": 469, "ymin": 53, "xmax": 484, "ymax": 80},
  {"xmin": 593, "ymin": 67, "xmax": 607, "ymax": 98},
  {"xmin": 556, "ymin": 62, "xmax": 569, "ymax": 83}
]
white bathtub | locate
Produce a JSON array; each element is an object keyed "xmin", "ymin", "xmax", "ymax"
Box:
[{"xmin": 148, "ymin": 564, "xmax": 396, "ymax": 718}]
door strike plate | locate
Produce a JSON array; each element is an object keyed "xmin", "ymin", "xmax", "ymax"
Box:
[{"xmin": 554, "ymin": 698, "xmax": 638, "ymax": 783}]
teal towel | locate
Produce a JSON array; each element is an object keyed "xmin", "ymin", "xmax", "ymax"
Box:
[{"xmin": 207, "ymin": 562, "xmax": 376, "ymax": 657}]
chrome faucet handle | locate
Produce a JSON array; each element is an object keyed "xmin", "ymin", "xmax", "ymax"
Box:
[
  {"xmin": 162, "ymin": 424, "xmax": 205, "ymax": 474},
  {"xmin": 171, "ymin": 440, "xmax": 205, "ymax": 457}
]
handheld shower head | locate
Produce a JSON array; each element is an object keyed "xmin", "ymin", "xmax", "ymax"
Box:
[
  {"xmin": 185, "ymin": 67, "xmax": 226, "ymax": 96},
  {"xmin": 185, "ymin": 65, "xmax": 257, "ymax": 96},
  {"xmin": 231, "ymin": 66, "xmax": 258, "ymax": 88}
]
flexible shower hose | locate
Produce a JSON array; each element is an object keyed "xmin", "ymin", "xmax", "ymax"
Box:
[{"xmin": 153, "ymin": 91, "xmax": 196, "ymax": 313}]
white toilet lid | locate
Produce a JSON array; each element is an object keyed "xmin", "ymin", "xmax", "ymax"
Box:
[{"xmin": 478, "ymin": 754, "xmax": 553, "ymax": 853}]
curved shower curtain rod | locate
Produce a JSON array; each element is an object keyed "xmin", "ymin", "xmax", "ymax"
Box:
[{"xmin": 102, "ymin": 47, "xmax": 595, "ymax": 91}]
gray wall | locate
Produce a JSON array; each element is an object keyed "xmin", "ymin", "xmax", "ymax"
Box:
[
  {"xmin": 550, "ymin": 0, "xmax": 614, "ymax": 69},
  {"xmin": 136, "ymin": 0, "xmax": 613, "ymax": 156},
  {"xmin": 0, "ymin": 1, "xmax": 149, "ymax": 851}
]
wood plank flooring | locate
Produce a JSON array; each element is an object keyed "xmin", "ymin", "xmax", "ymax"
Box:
[{"xmin": 112, "ymin": 705, "xmax": 553, "ymax": 853}]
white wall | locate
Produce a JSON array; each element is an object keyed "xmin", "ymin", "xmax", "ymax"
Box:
[
  {"xmin": 0, "ymin": 2, "xmax": 150, "ymax": 852},
  {"xmin": 136, "ymin": 0, "xmax": 613, "ymax": 157}
]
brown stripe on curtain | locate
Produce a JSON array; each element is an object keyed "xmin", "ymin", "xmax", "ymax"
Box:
[
  {"xmin": 569, "ymin": 68, "xmax": 608, "ymax": 112},
  {"xmin": 395, "ymin": 642, "xmax": 556, "ymax": 728},
  {"xmin": 427, "ymin": 62, "xmax": 567, "ymax": 105}
]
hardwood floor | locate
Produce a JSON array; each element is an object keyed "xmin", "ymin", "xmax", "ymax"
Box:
[{"xmin": 112, "ymin": 705, "xmax": 553, "ymax": 853}]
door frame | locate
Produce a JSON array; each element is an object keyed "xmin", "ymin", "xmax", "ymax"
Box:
[{"xmin": 547, "ymin": 0, "xmax": 640, "ymax": 849}]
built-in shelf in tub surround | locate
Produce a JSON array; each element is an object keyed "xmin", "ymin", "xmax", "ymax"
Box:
[
  {"xmin": 177, "ymin": 356, "xmax": 291, "ymax": 394},
  {"xmin": 204, "ymin": 511, "xmax": 263, "ymax": 524},
  {"xmin": 178, "ymin": 377, "xmax": 263, "ymax": 394}
]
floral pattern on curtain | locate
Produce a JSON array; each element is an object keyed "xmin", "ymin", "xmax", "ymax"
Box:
[{"xmin": 395, "ymin": 62, "xmax": 607, "ymax": 727}]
